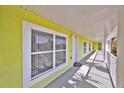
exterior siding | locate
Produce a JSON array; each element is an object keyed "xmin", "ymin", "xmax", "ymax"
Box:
[{"xmin": 0, "ymin": 6, "xmax": 94, "ymax": 88}]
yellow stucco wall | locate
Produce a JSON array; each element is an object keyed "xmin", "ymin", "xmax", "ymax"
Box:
[
  {"xmin": 93, "ymin": 42, "xmax": 99, "ymax": 51},
  {"xmin": 0, "ymin": 6, "xmax": 93, "ymax": 88}
]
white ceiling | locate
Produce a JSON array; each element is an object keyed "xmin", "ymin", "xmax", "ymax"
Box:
[{"xmin": 21, "ymin": 5, "xmax": 117, "ymax": 42}]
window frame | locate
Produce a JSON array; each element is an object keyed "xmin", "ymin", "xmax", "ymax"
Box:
[
  {"xmin": 111, "ymin": 37, "xmax": 117, "ymax": 57},
  {"xmin": 55, "ymin": 35, "xmax": 67, "ymax": 66},
  {"xmin": 83, "ymin": 42, "xmax": 87, "ymax": 54},
  {"xmin": 23, "ymin": 20, "xmax": 68, "ymax": 87}
]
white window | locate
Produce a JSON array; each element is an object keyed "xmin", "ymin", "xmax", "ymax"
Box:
[
  {"xmin": 31, "ymin": 30, "xmax": 54, "ymax": 79},
  {"xmin": 23, "ymin": 20, "xmax": 68, "ymax": 87},
  {"xmin": 83, "ymin": 42, "xmax": 87, "ymax": 53}
]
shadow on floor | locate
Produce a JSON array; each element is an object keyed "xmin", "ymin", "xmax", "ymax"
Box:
[
  {"xmin": 45, "ymin": 66, "xmax": 97, "ymax": 88},
  {"xmin": 85, "ymin": 62, "xmax": 108, "ymax": 73},
  {"xmin": 45, "ymin": 51, "xmax": 112, "ymax": 88},
  {"xmin": 45, "ymin": 52, "xmax": 97, "ymax": 88}
]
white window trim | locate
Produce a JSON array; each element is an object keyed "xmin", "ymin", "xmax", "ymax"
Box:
[
  {"xmin": 23, "ymin": 20, "xmax": 68, "ymax": 88},
  {"xmin": 83, "ymin": 42, "xmax": 87, "ymax": 54},
  {"xmin": 31, "ymin": 51, "xmax": 53, "ymax": 55}
]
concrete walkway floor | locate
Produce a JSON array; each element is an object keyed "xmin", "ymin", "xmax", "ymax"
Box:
[{"xmin": 45, "ymin": 51, "xmax": 113, "ymax": 88}]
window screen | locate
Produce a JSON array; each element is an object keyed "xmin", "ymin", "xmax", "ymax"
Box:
[
  {"xmin": 89, "ymin": 43, "xmax": 91, "ymax": 51},
  {"xmin": 55, "ymin": 51, "xmax": 66, "ymax": 66},
  {"xmin": 31, "ymin": 29, "xmax": 53, "ymax": 52},
  {"xmin": 55, "ymin": 35, "xmax": 66, "ymax": 66},
  {"xmin": 31, "ymin": 29, "xmax": 53, "ymax": 78},
  {"xmin": 56, "ymin": 35, "xmax": 66, "ymax": 50},
  {"xmin": 31, "ymin": 53, "xmax": 53, "ymax": 78},
  {"xmin": 31, "ymin": 29, "xmax": 67, "ymax": 79},
  {"xmin": 83, "ymin": 42, "xmax": 86, "ymax": 53}
]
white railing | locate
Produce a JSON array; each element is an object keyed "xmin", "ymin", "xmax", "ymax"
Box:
[{"xmin": 106, "ymin": 52, "xmax": 117, "ymax": 87}]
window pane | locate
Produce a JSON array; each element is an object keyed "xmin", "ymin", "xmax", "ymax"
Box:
[
  {"xmin": 111, "ymin": 38, "xmax": 117, "ymax": 56},
  {"xmin": 31, "ymin": 53, "xmax": 53, "ymax": 78},
  {"xmin": 89, "ymin": 43, "xmax": 91, "ymax": 51},
  {"xmin": 83, "ymin": 42, "xmax": 86, "ymax": 53},
  {"xmin": 31, "ymin": 29, "xmax": 53, "ymax": 52},
  {"xmin": 55, "ymin": 51, "xmax": 66, "ymax": 66},
  {"xmin": 56, "ymin": 35, "xmax": 66, "ymax": 50}
]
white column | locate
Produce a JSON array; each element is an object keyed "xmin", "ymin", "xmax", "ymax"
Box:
[{"xmin": 117, "ymin": 6, "xmax": 124, "ymax": 88}]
